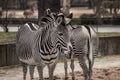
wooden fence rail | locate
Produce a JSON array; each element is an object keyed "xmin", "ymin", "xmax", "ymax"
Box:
[
  {"xmin": 0, "ymin": 42, "xmax": 19, "ymax": 67},
  {"xmin": 99, "ymin": 36, "xmax": 120, "ymax": 56},
  {"xmin": 0, "ymin": 36, "xmax": 120, "ymax": 67}
]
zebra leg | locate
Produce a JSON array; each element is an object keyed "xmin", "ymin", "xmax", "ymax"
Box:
[
  {"xmin": 78, "ymin": 55, "xmax": 89, "ymax": 80},
  {"xmin": 48, "ymin": 62, "xmax": 57, "ymax": 80},
  {"xmin": 29, "ymin": 65, "xmax": 35, "ymax": 80},
  {"xmin": 64, "ymin": 56, "xmax": 68, "ymax": 80},
  {"xmin": 87, "ymin": 54, "xmax": 94, "ymax": 80},
  {"xmin": 37, "ymin": 65, "xmax": 44, "ymax": 80},
  {"xmin": 88, "ymin": 61, "xmax": 92, "ymax": 80},
  {"xmin": 22, "ymin": 62, "xmax": 28, "ymax": 80},
  {"xmin": 70, "ymin": 58, "xmax": 75, "ymax": 80}
]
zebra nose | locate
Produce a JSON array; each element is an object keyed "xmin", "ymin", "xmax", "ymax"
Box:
[
  {"xmin": 64, "ymin": 50, "xmax": 69, "ymax": 55},
  {"xmin": 67, "ymin": 42, "xmax": 72, "ymax": 50}
]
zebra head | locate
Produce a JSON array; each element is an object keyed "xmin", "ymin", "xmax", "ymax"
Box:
[{"xmin": 50, "ymin": 13, "xmax": 73, "ymax": 53}]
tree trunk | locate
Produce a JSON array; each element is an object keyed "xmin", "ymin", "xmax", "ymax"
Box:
[
  {"xmin": 37, "ymin": 0, "xmax": 61, "ymax": 19},
  {"xmin": 48, "ymin": 0, "xmax": 61, "ymax": 12},
  {"xmin": 1, "ymin": 0, "xmax": 9, "ymax": 32},
  {"xmin": 88, "ymin": 0, "xmax": 94, "ymax": 8},
  {"xmin": 37, "ymin": 0, "xmax": 45, "ymax": 18},
  {"xmin": 19, "ymin": 0, "xmax": 28, "ymax": 9}
]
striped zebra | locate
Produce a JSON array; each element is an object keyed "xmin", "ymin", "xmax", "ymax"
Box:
[
  {"xmin": 63, "ymin": 25, "xmax": 99, "ymax": 80},
  {"xmin": 16, "ymin": 22, "xmax": 39, "ymax": 80},
  {"xmin": 16, "ymin": 9, "xmax": 52, "ymax": 80},
  {"xmin": 16, "ymin": 12, "xmax": 73, "ymax": 80}
]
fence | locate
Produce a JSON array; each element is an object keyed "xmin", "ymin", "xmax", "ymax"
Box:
[
  {"xmin": 99, "ymin": 36, "xmax": 120, "ymax": 56},
  {"xmin": 0, "ymin": 42, "xmax": 19, "ymax": 67},
  {"xmin": 0, "ymin": 36, "xmax": 120, "ymax": 67}
]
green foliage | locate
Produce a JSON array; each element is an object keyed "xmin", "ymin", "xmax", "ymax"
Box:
[
  {"xmin": 97, "ymin": 32, "xmax": 120, "ymax": 37},
  {"xmin": 0, "ymin": 32, "xmax": 16, "ymax": 43},
  {"xmin": 0, "ymin": 32, "xmax": 119, "ymax": 43}
]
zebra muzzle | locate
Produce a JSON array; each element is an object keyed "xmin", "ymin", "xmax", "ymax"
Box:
[{"xmin": 50, "ymin": 48, "xmax": 56, "ymax": 54}]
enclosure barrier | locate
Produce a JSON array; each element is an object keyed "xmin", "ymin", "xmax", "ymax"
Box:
[
  {"xmin": 0, "ymin": 36, "xmax": 120, "ymax": 67},
  {"xmin": 99, "ymin": 36, "xmax": 120, "ymax": 56},
  {"xmin": 0, "ymin": 42, "xmax": 19, "ymax": 67}
]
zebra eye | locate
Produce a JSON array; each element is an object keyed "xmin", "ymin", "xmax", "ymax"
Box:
[{"xmin": 58, "ymin": 32, "xmax": 63, "ymax": 36}]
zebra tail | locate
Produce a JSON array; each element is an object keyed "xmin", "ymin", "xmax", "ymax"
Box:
[{"xmin": 85, "ymin": 25, "xmax": 93, "ymax": 70}]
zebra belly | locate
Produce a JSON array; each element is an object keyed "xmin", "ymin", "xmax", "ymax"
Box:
[
  {"xmin": 72, "ymin": 51, "xmax": 85, "ymax": 58},
  {"xmin": 19, "ymin": 58, "xmax": 36, "ymax": 65},
  {"xmin": 41, "ymin": 55, "xmax": 58, "ymax": 64},
  {"xmin": 41, "ymin": 56, "xmax": 57, "ymax": 64}
]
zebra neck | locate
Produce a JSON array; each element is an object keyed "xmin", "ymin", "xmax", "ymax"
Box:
[
  {"xmin": 42, "ymin": 20, "xmax": 55, "ymax": 30},
  {"xmin": 38, "ymin": 28, "xmax": 53, "ymax": 53}
]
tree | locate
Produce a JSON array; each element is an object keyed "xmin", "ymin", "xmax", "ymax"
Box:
[
  {"xmin": 1, "ymin": 0, "xmax": 9, "ymax": 32},
  {"xmin": 48, "ymin": 0, "xmax": 61, "ymax": 12},
  {"xmin": 37, "ymin": 0, "xmax": 61, "ymax": 19},
  {"xmin": 88, "ymin": 0, "xmax": 94, "ymax": 8},
  {"xmin": 19, "ymin": 0, "xmax": 28, "ymax": 9},
  {"xmin": 0, "ymin": 0, "xmax": 3, "ymax": 7},
  {"xmin": 37, "ymin": 0, "xmax": 44, "ymax": 18},
  {"xmin": 93, "ymin": 0, "xmax": 102, "ymax": 15}
]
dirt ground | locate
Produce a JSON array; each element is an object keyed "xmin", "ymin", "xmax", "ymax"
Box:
[
  {"xmin": 0, "ymin": 55, "xmax": 120, "ymax": 80},
  {"xmin": 53, "ymin": 67, "xmax": 120, "ymax": 80}
]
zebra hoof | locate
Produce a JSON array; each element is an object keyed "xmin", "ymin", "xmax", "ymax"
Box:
[
  {"xmin": 31, "ymin": 78, "xmax": 34, "ymax": 80},
  {"xmin": 23, "ymin": 77, "xmax": 26, "ymax": 80},
  {"xmin": 72, "ymin": 77, "xmax": 75, "ymax": 80},
  {"xmin": 65, "ymin": 77, "xmax": 68, "ymax": 80}
]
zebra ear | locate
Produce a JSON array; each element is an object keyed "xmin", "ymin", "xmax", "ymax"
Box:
[
  {"xmin": 56, "ymin": 15, "xmax": 64, "ymax": 26},
  {"xmin": 67, "ymin": 13, "xmax": 73, "ymax": 19},
  {"xmin": 45, "ymin": 8, "xmax": 51, "ymax": 15},
  {"xmin": 65, "ymin": 13, "xmax": 73, "ymax": 24}
]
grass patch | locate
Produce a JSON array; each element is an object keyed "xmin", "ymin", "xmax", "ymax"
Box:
[
  {"xmin": 0, "ymin": 32, "xmax": 120, "ymax": 43},
  {"xmin": 97, "ymin": 32, "xmax": 120, "ymax": 37},
  {"xmin": 0, "ymin": 32, "xmax": 16, "ymax": 43}
]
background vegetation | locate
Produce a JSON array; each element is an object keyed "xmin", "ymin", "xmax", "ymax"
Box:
[
  {"xmin": 0, "ymin": 32, "xmax": 120, "ymax": 43},
  {"xmin": 0, "ymin": 32, "xmax": 16, "ymax": 43}
]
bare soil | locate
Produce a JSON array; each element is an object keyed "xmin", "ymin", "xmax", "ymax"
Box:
[
  {"xmin": 52, "ymin": 67, "xmax": 120, "ymax": 80},
  {"xmin": 0, "ymin": 55, "xmax": 120, "ymax": 80}
]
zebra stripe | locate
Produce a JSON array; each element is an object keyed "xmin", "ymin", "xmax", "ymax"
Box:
[
  {"xmin": 16, "ymin": 12, "xmax": 72, "ymax": 80},
  {"xmin": 63, "ymin": 25, "xmax": 99, "ymax": 80}
]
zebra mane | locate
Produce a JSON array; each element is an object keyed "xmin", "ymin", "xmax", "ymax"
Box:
[
  {"xmin": 25, "ymin": 22, "xmax": 38, "ymax": 31},
  {"xmin": 39, "ymin": 13, "xmax": 60, "ymax": 31},
  {"xmin": 84, "ymin": 25, "xmax": 91, "ymax": 38},
  {"xmin": 40, "ymin": 15, "xmax": 56, "ymax": 28},
  {"xmin": 41, "ymin": 14, "xmax": 57, "ymax": 23}
]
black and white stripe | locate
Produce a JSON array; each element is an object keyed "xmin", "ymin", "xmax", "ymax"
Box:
[
  {"xmin": 63, "ymin": 25, "xmax": 99, "ymax": 80},
  {"xmin": 16, "ymin": 12, "xmax": 72, "ymax": 80}
]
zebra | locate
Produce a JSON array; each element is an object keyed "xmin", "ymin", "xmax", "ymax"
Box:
[
  {"xmin": 18, "ymin": 9, "xmax": 68, "ymax": 80},
  {"xmin": 16, "ymin": 12, "xmax": 73, "ymax": 80},
  {"xmin": 16, "ymin": 22, "xmax": 39, "ymax": 80},
  {"xmin": 62, "ymin": 25, "xmax": 99, "ymax": 80}
]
